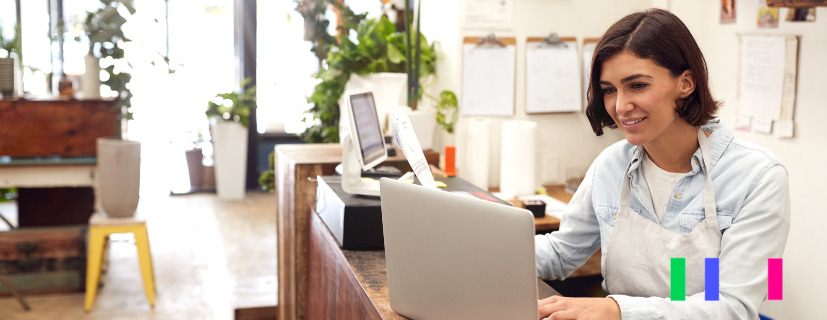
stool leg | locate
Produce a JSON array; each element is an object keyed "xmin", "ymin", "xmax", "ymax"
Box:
[
  {"xmin": 84, "ymin": 228, "xmax": 106, "ymax": 312},
  {"xmin": 134, "ymin": 227, "xmax": 156, "ymax": 308}
]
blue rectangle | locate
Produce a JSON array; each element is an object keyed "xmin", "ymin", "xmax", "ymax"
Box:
[{"xmin": 705, "ymin": 258, "xmax": 719, "ymax": 301}]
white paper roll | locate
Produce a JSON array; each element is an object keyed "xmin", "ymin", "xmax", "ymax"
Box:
[
  {"xmin": 499, "ymin": 120, "xmax": 537, "ymax": 199},
  {"xmin": 463, "ymin": 118, "xmax": 491, "ymax": 189}
]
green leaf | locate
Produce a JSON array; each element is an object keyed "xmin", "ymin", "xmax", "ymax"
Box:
[
  {"xmin": 120, "ymin": 0, "xmax": 137, "ymax": 15},
  {"xmin": 387, "ymin": 43, "xmax": 404, "ymax": 64}
]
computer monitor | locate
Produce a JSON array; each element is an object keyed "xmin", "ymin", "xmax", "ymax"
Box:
[
  {"xmin": 348, "ymin": 92, "xmax": 387, "ymax": 170},
  {"xmin": 341, "ymin": 91, "xmax": 388, "ymax": 196}
]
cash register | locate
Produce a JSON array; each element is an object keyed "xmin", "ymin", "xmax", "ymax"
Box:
[{"xmin": 316, "ymin": 91, "xmax": 507, "ymax": 249}]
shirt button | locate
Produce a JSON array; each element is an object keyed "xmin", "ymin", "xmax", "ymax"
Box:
[
  {"xmin": 674, "ymin": 192, "xmax": 682, "ymax": 199},
  {"xmin": 694, "ymin": 159, "xmax": 700, "ymax": 166}
]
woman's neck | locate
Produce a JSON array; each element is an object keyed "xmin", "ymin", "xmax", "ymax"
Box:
[{"xmin": 643, "ymin": 121, "xmax": 699, "ymax": 173}]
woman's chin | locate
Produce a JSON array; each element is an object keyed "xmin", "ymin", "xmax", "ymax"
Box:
[{"xmin": 622, "ymin": 134, "xmax": 648, "ymax": 146}]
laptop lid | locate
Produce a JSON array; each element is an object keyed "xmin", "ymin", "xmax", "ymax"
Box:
[{"xmin": 379, "ymin": 178, "xmax": 539, "ymax": 320}]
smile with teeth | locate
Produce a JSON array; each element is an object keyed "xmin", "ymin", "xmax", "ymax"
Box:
[{"xmin": 623, "ymin": 117, "xmax": 646, "ymax": 125}]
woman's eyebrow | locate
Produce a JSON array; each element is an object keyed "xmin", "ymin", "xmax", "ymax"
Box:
[
  {"xmin": 620, "ymin": 74, "xmax": 653, "ymax": 83},
  {"xmin": 599, "ymin": 74, "xmax": 653, "ymax": 86}
]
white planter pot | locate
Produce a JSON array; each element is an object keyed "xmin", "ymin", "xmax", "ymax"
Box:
[
  {"xmin": 212, "ymin": 122, "xmax": 248, "ymax": 200},
  {"xmin": 338, "ymin": 72, "xmax": 406, "ymax": 141},
  {"xmin": 0, "ymin": 57, "xmax": 20, "ymax": 99},
  {"xmin": 405, "ymin": 109, "xmax": 437, "ymax": 151},
  {"xmin": 82, "ymin": 54, "xmax": 101, "ymax": 99},
  {"xmin": 97, "ymin": 138, "xmax": 141, "ymax": 218}
]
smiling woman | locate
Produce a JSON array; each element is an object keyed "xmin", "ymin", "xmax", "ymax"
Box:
[
  {"xmin": 599, "ymin": 51, "xmax": 699, "ymax": 172},
  {"xmin": 535, "ymin": 8, "xmax": 790, "ymax": 320}
]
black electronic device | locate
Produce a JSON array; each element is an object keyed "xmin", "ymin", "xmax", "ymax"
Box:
[{"xmin": 315, "ymin": 175, "xmax": 508, "ymax": 249}]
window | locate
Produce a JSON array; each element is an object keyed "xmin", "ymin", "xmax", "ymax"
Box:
[{"xmin": 255, "ymin": 1, "xmax": 318, "ymax": 135}]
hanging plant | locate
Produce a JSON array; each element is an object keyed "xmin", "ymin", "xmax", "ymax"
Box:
[{"xmin": 83, "ymin": 0, "xmax": 136, "ymax": 139}]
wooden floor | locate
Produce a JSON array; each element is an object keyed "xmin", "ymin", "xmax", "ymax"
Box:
[{"xmin": 0, "ymin": 191, "xmax": 277, "ymax": 320}]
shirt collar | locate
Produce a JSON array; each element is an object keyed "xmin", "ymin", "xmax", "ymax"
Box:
[
  {"xmin": 626, "ymin": 119, "xmax": 734, "ymax": 176},
  {"xmin": 695, "ymin": 119, "xmax": 734, "ymax": 173}
]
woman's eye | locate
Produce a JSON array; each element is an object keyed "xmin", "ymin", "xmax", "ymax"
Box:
[
  {"xmin": 630, "ymin": 82, "xmax": 649, "ymax": 90},
  {"xmin": 601, "ymin": 87, "xmax": 616, "ymax": 95}
]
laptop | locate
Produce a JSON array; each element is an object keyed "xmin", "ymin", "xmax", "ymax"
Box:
[{"xmin": 379, "ymin": 178, "xmax": 539, "ymax": 320}]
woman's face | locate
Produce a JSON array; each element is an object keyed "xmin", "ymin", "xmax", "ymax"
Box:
[{"xmin": 599, "ymin": 51, "xmax": 691, "ymax": 146}]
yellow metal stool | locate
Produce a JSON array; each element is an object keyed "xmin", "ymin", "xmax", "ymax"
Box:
[{"xmin": 84, "ymin": 213, "xmax": 156, "ymax": 311}]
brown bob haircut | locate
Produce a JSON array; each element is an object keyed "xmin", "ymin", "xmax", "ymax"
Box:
[{"xmin": 585, "ymin": 8, "xmax": 720, "ymax": 136}]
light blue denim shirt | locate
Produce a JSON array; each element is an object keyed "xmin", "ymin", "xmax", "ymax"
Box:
[{"xmin": 535, "ymin": 120, "xmax": 791, "ymax": 319}]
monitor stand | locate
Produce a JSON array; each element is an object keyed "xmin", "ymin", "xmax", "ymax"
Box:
[{"xmin": 341, "ymin": 135, "xmax": 381, "ymax": 196}]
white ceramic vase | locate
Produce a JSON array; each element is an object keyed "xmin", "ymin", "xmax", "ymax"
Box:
[
  {"xmin": 97, "ymin": 138, "xmax": 141, "ymax": 218},
  {"xmin": 338, "ymin": 72, "xmax": 407, "ymax": 140},
  {"xmin": 389, "ymin": 104, "xmax": 438, "ymax": 152},
  {"xmin": 212, "ymin": 122, "xmax": 248, "ymax": 200},
  {"xmin": 0, "ymin": 57, "xmax": 19, "ymax": 98},
  {"xmin": 82, "ymin": 54, "xmax": 101, "ymax": 99},
  {"xmin": 405, "ymin": 108, "xmax": 437, "ymax": 151}
]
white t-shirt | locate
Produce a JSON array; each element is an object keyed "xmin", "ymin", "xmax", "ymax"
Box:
[{"xmin": 640, "ymin": 151, "xmax": 687, "ymax": 222}]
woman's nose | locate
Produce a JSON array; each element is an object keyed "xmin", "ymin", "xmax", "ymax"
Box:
[{"xmin": 615, "ymin": 92, "xmax": 634, "ymax": 115}]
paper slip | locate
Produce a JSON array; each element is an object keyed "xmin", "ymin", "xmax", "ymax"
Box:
[
  {"xmin": 774, "ymin": 120, "xmax": 794, "ymax": 138},
  {"xmin": 753, "ymin": 118, "xmax": 773, "ymax": 134},
  {"xmin": 393, "ymin": 112, "xmax": 437, "ymax": 189}
]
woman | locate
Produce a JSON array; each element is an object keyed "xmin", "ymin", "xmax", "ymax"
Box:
[{"xmin": 535, "ymin": 9, "xmax": 790, "ymax": 320}]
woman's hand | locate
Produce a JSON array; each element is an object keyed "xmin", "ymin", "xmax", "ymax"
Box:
[{"xmin": 538, "ymin": 296, "xmax": 621, "ymax": 320}]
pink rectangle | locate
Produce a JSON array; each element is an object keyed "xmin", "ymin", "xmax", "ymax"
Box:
[{"xmin": 768, "ymin": 258, "xmax": 782, "ymax": 300}]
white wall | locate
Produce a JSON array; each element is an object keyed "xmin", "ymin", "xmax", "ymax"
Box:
[
  {"xmin": 423, "ymin": 1, "xmax": 824, "ymax": 319},
  {"xmin": 669, "ymin": 2, "xmax": 826, "ymax": 319},
  {"xmin": 427, "ymin": 0, "xmax": 656, "ymax": 189}
]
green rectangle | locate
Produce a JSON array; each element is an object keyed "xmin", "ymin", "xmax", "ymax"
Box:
[
  {"xmin": 0, "ymin": 271, "xmax": 82, "ymax": 294},
  {"xmin": 671, "ymin": 258, "xmax": 686, "ymax": 301}
]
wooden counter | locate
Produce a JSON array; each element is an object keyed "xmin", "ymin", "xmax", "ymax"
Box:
[
  {"xmin": 275, "ymin": 143, "xmax": 439, "ymax": 320},
  {"xmin": 307, "ymin": 208, "xmax": 559, "ymax": 319},
  {"xmin": 276, "ymin": 143, "xmax": 597, "ymax": 319}
]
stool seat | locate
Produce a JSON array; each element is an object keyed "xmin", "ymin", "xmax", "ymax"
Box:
[
  {"xmin": 84, "ymin": 212, "xmax": 155, "ymax": 312},
  {"xmin": 89, "ymin": 212, "xmax": 146, "ymax": 226}
]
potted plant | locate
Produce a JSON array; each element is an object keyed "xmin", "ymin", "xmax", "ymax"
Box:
[
  {"xmin": 206, "ymin": 78, "xmax": 256, "ymax": 200},
  {"xmin": 298, "ymin": 0, "xmax": 457, "ymax": 147},
  {"xmin": 395, "ymin": 0, "xmax": 458, "ymax": 150},
  {"xmin": 258, "ymin": 151, "xmax": 275, "ymax": 193},
  {"xmin": 84, "ymin": 0, "xmax": 140, "ymax": 218}
]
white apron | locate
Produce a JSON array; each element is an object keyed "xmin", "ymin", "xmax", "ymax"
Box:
[{"xmin": 604, "ymin": 129, "xmax": 722, "ymax": 298}]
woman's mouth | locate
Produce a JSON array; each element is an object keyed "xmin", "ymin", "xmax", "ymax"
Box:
[{"xmin": 621, "ymin": 117, "xmax": 647, "ymax": 128}]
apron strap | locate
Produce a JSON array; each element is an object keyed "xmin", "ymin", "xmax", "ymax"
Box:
[
  {"xmin": 697, "ymin": 129, "xmax": 719, "ymax": 228},
  {"xmin": 619, "ymin": 147, "xmax": 637, "ymax": 210}
]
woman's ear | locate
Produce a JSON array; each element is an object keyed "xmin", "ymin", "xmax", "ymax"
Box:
[{"xmin": 678, "ymin": 70, "xmax": 696, "ymax": 99}]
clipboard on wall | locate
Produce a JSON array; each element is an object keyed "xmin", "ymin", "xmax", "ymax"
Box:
[
  {"xmin": 581, "ymin": 38, "xmax": 601, "ymax": 110},
  {"xmin": 461, "ymin": 35, "xmax": 517, "ymax": 116},
  {"xmin": 524, "ymin": 34, "xmax": 580, "ymax": 114}
]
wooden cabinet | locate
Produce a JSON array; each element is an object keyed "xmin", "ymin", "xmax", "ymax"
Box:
[
  {"xmin": 0, "ymin": 226, "xmax": 88, "ymax": 296},
  {"xmin": 0, "ymin": 98, "xmax": 117, "ymax": 157}
]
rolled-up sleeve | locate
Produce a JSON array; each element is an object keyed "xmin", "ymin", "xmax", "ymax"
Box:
[
  {"xmin": 608, "ymin": 164, "xmax": 791, "ymax": 320},
  {"xmin": 535, "ymin": 163, "xmax": 602, "ymax": 280}
]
